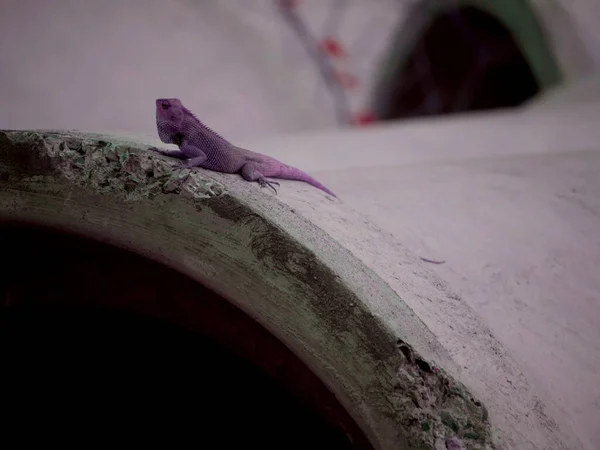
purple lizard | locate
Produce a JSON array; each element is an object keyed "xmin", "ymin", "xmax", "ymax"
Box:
[{"xmin": 151, "ymin": 98, "xmax": 336, "ymax": 197}]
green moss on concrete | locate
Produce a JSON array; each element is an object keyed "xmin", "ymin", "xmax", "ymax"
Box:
[
  {"xmin": 0, "ymin": 129, "xmax": 496, "ymax": 449},
  {"xmin": 0, "ymin": 130, "xmax": 225, "ymax": 201}
]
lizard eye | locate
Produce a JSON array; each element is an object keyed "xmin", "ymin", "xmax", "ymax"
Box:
[{"xmin": 161, "ymin": 102, "xmax": 170, "ymax": 110}]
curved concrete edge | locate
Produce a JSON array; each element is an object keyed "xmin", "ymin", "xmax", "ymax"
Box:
[
  {"xmin": 526, "ymin": 71, "xmax": 600, "ymax": 109},
  {"xmin": 0, "ymin": 130, "xmax": 492, "ymax": 450},
  {"xmin": 271, "ymin": 186, "xmax": 581, "ymax": 447},
  {"xmin": 371, "ymin": 0, "xmax": 566, "ymax": 118}
]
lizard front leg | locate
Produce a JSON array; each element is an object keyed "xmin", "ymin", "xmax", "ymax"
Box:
[
  {"xmin": 240, "ymin": 162, "xmax": 280, "ymax": 194},
  {"xmin": 149, "ymin": 147, "xmax": 188, "ymax": 159},
  {"xmin": 177, "ymin": 143, "xmax": 208, "ymax": 168}
]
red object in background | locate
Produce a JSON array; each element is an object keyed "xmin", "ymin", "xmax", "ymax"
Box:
[
  {"xmin": 321, "ymin": 37, "xmax": 347, "ymax": 59},
  {"xmin": 352, "ymin": 111, "xmax": 377, "ymax": 127},
  {"xmin": 277, "ymin": 0, "xmax": 299, "ymax": 9}
]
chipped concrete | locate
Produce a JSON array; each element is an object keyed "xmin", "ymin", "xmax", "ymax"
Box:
[
  {"xmin": 244, "ymin": 93, "xmax": 600, "ymax": 450},
  {"xmin": 0, "ymin": 130, "xmax": 495, "ymax": 449}
]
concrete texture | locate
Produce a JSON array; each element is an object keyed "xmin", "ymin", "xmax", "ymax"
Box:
[
  {"xmin": 1, "ymin": 224, "xmax": 373, "ymax": 448},
  {"xmin": 528, "ymin": 73, "xmax": 600, "ymax": 108},
  {"xmin": 244, "ymin": 88, "xmax": 600, "ymax": 449},
  {"xmin": 0, "ymin": 130, "xmax": 496, "ymax": 449},
  {"xmin": 539, "ymin": 0, "xmax": 600, "ymax": 72},
  {"xmin": 1, "ymin": 1, "xmax": 599, "ymax": 447}
]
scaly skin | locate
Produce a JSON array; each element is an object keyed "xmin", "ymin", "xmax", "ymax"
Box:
[
  {"xmin": 151, "ymin": 98, "xmax": 336, "ymax": 197},
  {"xmin": 150, "ymin": 99, "xmax": 447, "ymax": 264}
]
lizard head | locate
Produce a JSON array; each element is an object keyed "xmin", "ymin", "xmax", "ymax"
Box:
[{"xmin": 155, "ymin": 98, "xmax": 185, "ymax": 126}]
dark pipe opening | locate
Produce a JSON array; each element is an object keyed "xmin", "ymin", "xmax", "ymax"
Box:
[
  {"xmin": 382, "ymin": 6, "xmax": 540, "ymax": 121},
  {"xmin": 0, "ymin": 223, "xmax": 373, "ymax": 449}
]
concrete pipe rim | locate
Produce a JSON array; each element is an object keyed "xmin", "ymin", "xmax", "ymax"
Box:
[{"xmin": 0, "ymin": 130, "xmax": 494, "ymax": 450}]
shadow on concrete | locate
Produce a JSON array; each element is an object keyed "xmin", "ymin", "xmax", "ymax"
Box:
[
  {"xmin": 0, "ymin": 223, "xmax": 372, "ymax": 449},
  {"xmin": 384, "ymin": 6, "xmax": 540, "ymax": 120}
]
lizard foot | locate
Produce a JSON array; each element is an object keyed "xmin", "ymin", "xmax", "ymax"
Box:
[{"xmin": 258, "ymin": 178, "xmax": 280, "ymax": 194}]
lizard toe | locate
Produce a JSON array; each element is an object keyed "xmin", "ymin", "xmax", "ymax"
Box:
[
  {"xmin": 267, "ymin": 182, "xmax": 279, "ymax": 194},
  {"xmin": 258, "ymin": 178, "xmax": 279, "ymax": 194}
]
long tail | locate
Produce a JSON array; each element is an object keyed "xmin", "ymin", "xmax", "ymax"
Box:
[{"xmin": 278, "ymin": 165, "xmax": 337, "ymax": 197}]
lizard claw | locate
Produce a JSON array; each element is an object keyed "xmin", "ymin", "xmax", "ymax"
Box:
[{"xmin": 258, "ymin": 178, "xmax": 280, "ymax": 194}]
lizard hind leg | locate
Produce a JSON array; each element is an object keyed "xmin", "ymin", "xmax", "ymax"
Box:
[
  {"xmin": 259, "ymin": 178, "xmax": 280, "ymax": 194},
  {"xmin": 240, "ymin": 162, "xmax": 280, "ymax": 194}
]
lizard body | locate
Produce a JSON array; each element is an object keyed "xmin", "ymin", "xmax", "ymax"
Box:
[
  {"xmin": 152, "ymin": 98, "xmax": 336, "ymax": 197},
  {"xmin": 151, "ymin": 99, "xmax": 447, "ymax": 264}
]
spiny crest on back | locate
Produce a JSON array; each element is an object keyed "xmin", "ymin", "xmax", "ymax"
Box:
[
  {"xmin": 182, "ymin": 106, "xmax": 199, "ymax": 122},
  {"xmin": 181, "ymin": 106, "xmax": 229, "ymax": 142}
]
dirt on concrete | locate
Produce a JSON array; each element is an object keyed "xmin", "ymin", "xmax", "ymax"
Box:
[{"xmin": 0, "ymin": 129, "xmax": 495, "ymax": 449}]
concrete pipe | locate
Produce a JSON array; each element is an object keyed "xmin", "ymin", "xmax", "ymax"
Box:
[{"xmin": 0, "ymin": 130, "xmax": 493, "ymax": 449}]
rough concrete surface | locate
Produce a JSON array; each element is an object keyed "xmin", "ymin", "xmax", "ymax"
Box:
[
  {"xmin": 243, "ymin": 95, "xmax": 600, "ymax": 449},
  {"xmin": 0, "ymin": 130, "xmax": 497, "ymax": 449}
]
